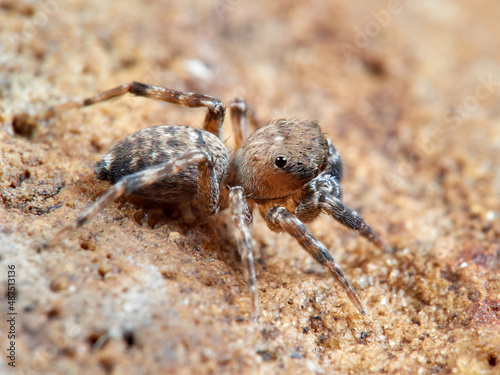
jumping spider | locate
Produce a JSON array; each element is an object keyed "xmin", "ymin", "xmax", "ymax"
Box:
[{"xmin": 19, "ymin": 82, "xmax": 385, "ymax": 320}]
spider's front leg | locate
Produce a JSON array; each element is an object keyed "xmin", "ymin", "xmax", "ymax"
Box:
[
  {"xmin": 228, "ymin": 187, "xmax": 259, "ymax": 321},
  {"xmin": 296, "ymin": 173, "xmax": 386, "ymax": 250},
  {"xmin": 263, "ymin": 206, "xmax": 367, "ymax": 315},
  {"xmin": 48, "ymin": 150, "xmax": 212, "ymax": 246},
  {"xmin": 320, "ymin": 195, "xmax": 385, "ymax": 249}
]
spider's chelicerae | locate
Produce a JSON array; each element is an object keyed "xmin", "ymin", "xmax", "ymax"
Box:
[{"xmin": 23, "ymin": 82, "xmax": 385, "ymax": 320}]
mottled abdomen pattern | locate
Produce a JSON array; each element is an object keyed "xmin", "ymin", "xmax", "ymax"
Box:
[{"xmin": 94, "ymin": 125, "xmax": 228, "ymax": 202}]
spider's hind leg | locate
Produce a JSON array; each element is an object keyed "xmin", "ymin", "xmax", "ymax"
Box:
[
  {"xmin": 48, "ymin": 151, "xmax": 211, "ymax": 246},
  {"xmin": 13, "ymin": 82, "xmax": 226, "ymax": 138}
]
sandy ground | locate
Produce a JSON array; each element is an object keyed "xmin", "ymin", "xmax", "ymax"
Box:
[{"xmin": 1, "ymin": 0, "xmax": 500, "ymax": 374}]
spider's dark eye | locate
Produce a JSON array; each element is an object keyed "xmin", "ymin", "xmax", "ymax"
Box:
[{"xmin": 274, "ymin": 156, "xmax": 288, "ymax": 168}]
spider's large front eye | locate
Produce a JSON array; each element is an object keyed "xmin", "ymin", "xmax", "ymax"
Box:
[{"xmin": 274, "ymin": 156, "xmax": 288, "ymax": 168}]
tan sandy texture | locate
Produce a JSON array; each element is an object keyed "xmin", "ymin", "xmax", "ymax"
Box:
[{"xmin": 1, "ymin": 0, "xmax": 500, "ymax": 374}]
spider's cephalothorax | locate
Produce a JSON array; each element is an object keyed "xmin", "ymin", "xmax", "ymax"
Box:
[
  {"xmin": 24, "ymin": 82, "xmax": 385, "ymax": 320},
  {"xmin": 226, "ymin": 119, "xmax": 331, "ymax": 201}
]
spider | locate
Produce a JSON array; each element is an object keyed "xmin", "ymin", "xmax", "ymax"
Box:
[{"xmin": 19, "ymin": 82, "xmax": 385, "ymax": 320}]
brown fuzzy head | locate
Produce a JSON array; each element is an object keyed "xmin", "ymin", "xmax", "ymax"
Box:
[{"xmin": 226, "ymin": 120, "xmax": 329, "ymax": 200}]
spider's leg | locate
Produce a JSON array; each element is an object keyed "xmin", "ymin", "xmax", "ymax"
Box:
[
  {"xmin": 320, "ymin": 196, "xmax": 385, "ymax": 250},
  {"xmin": 48, "ymin": 151, "xmax": 210, "ymax": 246},
  {"xmin": 264, "ymin": 206, "xmax": 366, "ymax": 315},
  {"xmin": 228, "ymin": 99, "xmax": 249, "ymax": 150},
  {"xmin": 294, "ymin": 190, "xmax": 322, "ymax": 223},
  {"xmin": 14, "ymin": 82, "xmax": 225, "ymax": 138},
  {"xmin": 193, "ymin": 154, "xmax": 220, "ymax": 216},
  {"xmin": 229, "ymin": 187, "xmax": 258, "ymax": 321},
  {"xmin": 228, "ymin": 98, "xmax": 261, "ymax": 150},
  {"xmin": 296, "ymin": 171, "xmax": 385, "ymax": 250}
]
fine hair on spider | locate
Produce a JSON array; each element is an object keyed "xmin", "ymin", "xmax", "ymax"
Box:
[{"xmin": 17, "ymin": 81, "xmax": 386, "ymax": 320}]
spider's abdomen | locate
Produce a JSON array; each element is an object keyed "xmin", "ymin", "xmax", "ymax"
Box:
[{"xmin": 95, "ymin": 125, "xmax": 228, "ymax": 203}]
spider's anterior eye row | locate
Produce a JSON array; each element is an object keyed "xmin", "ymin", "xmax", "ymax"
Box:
[{"xmin": 274, "ymin": 156, "xmax": 288, "ymax": 168}]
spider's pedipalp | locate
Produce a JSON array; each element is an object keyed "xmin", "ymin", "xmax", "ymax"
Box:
[{"xmin": 264, "ymin": 206, "xmax": 366, "ymax": 315}]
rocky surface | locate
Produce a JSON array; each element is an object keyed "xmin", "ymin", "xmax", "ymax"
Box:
[{"xmin": 1, "ymin": 0, "xmax": 499, "ymax": 374}]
